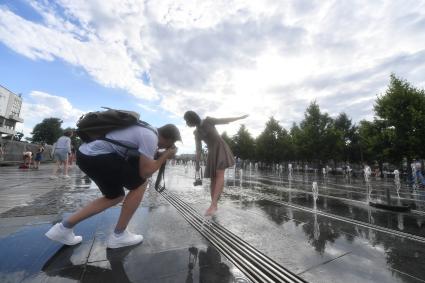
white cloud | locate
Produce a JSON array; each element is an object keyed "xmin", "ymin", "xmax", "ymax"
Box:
[
  {"xmin": 0, "ymin": 6, "xmax": 157, "ymax": 100},
  {"xmin": 20, "ymin": 91, "xmax": 85, "ymax": 139},
  {"xmin": 1, "ymin": 0, "xmax": 425, "ymax": 151},
  {"xmin": 137, "ymin": 103, "xmax": 157, "ymax": 112}
]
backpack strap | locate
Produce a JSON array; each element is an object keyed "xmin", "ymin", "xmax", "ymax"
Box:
[
  {"xmin": 99, "ymin": 137, "xmax": 138, "ymax": 150},
  {"xmin": 137, "ymin": 121, "xmax": 158, "ymax": 137},
  {"xmin": 97, "ymin": 121, "xmax": 158, "ymax": 151}
]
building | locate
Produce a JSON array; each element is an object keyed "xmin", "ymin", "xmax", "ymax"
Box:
[{"xmin": 0, "ymin": 85, "xmax": 24, "ymax": 137}]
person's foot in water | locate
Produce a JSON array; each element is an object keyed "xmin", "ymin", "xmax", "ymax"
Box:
[{"xmin": 205, "ymin": 205, "xmax": 217, "ymax": 216}]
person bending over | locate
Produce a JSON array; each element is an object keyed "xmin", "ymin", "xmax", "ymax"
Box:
[
  {"xmin": 184, "ymin": 111, "xmax": 248, "ymax": 216},
  {"xmin": 46, "ymin": 123, "xmax": 181, "ymax": 248}
]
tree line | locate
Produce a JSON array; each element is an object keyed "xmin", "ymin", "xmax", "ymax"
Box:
[
  {"xmin": 222, "ymin": 74, "xmax": 425, "ymax": 169},
  {"xmin": 28, "ymin": 74, "xmax": 425, "ymax": 170},
  {"xmin": 30, "ymin": 118, "xmax": 79, "ymax": 149}
]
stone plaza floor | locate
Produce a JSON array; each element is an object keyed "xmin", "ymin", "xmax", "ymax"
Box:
[{"xmin": 0, "ymin": 163, "xmax": 425, "ymax": 282}]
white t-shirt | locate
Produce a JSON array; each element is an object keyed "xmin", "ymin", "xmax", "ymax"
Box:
[
  {"xmin": 55, "ymin": 136, "xmax": 71, "ymax": 152},
  {"xmin": 78, "ymin": 125, "xmax": 158, "ymax": 159}
]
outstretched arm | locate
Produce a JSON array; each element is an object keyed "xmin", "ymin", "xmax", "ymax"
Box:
[{"xmin": 210, "ymin": 114, "xmax": 249, "ymax": 125}]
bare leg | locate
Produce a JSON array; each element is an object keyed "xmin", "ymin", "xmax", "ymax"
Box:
[
  {"xmin": 205, "ymin": 170, "xmax": 225, "ymax": 216},
  {"xmin": 65, "ymin": 195, "xmax": 124, "ymax": 226},
  {"xmin": 210, "ymin": 177, "xmax": 216, "ymax": 200},
  {"xmin": 114, "ymin": 182, "xmax": 147, "ymax": 232},
  {"xmin": 52, "ymin": 161, "xmax": 60, "ymax": 175},
  {"xmin": 64, "ymin": 158, "xmax": 69, "ymax": 175}
]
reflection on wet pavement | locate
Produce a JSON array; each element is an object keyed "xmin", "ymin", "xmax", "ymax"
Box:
[
  {"xmin": 1, "ymin": 163, "xmax": 425, "ymax": 282},
  {"xmin": 0, "ymin": 206, "xmax": 247, "ymax": 282},
  {"xmin": 166, "ymin": 165, "xmax": 425, "ymax": 283}
]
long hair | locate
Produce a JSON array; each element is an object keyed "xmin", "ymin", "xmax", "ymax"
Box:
[{"xmin": 184, "ymin": 111, "xmax": 201, "ymax": 126}]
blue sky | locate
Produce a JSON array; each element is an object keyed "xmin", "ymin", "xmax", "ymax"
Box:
[
  {"xmin": 0, "ymin": 43, "xmax": 168, "ymax": 125},
  {"xmin": 1, "ymin": 0, "xmax": 425, "ymax": 153}
]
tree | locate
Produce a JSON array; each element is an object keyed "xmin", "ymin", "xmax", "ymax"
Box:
[
  {"xmin": 357, "ymin": 119, "xmax": 392, "ymax": 164},
  {"xmin": 232, "ymin": 125, "xmax": 255, "ymax": 160},
  {"xmin": 294, "ymin": 102, "xmax": 336, "ymax": 164},
  {"xmin": 256, "ymin": 117, "xmax": 290, "ymax": 163},
  {"xmin": 289, "ymin": 123, "xmax": 301, "ymax": 160},
  {"xmin": 31, "ymin": 118, "xmax": 63, "ymax": 145},
  {"xmin": 333, "ymin": 113, "xmax": 359, "ymax": 162},
  {"xmin": 374, "ymin": 74, "xmax": 425, "ymax": 162},
  {"xmin": 14, "ymin": 132, "xmax": 24, "ymax": 141},
  {"xmin": 221, "ymin": 131, "xmax": 234, "ymax": 152}
]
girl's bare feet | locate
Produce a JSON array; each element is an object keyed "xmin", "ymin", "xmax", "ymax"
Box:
[{"xmin": 205, "ymin": 205, "xmax": 217, "ymax": 216}]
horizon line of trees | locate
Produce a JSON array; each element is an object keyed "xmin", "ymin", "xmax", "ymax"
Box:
[
  {"xmin": 24, "ymin": 74, "xmax": 425, "ymax": 169},
  {"xmin": 26, "ymin": 117, "xmax": 79, "ymax": 149},
  {"xmin": 221, "ymin": 74, "xmax": 425, "ymax": 168}
]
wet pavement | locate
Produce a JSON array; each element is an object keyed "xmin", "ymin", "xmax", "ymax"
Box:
[
  {"xmin": 1, "ymin": 164, "xmax": 425, "ymax": 282},
  {"xmin": 0, "ymin": 165, "xmax": 248, "ymax": 282}
]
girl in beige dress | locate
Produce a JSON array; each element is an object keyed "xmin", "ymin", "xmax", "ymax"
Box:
[{"xmin": 184, "ymin": 111, "xmax": 248, "ymax": 216}]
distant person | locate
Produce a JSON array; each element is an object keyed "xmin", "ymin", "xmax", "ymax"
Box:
[
  {"xmin": 22, "ymin": 151, "xmax": 32, "ymax": 168},
  {"xmin": 414, "ymin": 162, "xmax": 425, "ymax": 187},
  {"xmin": 346, "ymin": 165, "xmax": 352, "ymax": 175},
  {"xmin": 184, "ymin": 111, "xmax": 248, "ymax": 216},
  {"xmin": 33, "ymin": 145, "xmax": 44, "ymax": 169},
  {"xmin": 45, "ymin": 124, "xmax": 180, "ymax": 249},
  {"xmin": 50, "ymin": 131, "xmax": 73, "ymax": 179},
  {"xmin": 374, "ymin": 167, "xmax": 381, "ymax": 178}
]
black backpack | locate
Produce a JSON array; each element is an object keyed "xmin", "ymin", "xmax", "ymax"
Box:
[{"xmin": 76, "ymin": 107, "xmax": 157, "ymax": 149}]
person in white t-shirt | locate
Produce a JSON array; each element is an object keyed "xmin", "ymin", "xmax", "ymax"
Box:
[
  {"xmin": 51, "ymin": 131, "xmax": 73, "ymax": 178},
  {"xmin": 45, "ymin": 123, "xmax": 181, "ymax": 249}
]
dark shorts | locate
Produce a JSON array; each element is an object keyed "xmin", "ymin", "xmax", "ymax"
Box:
[
  {"xmin": 76, "ymin": 150, "xmax": 145, "ymax": 199},
  {"xmin": 34, "ymin": 153, "xmax": 42, "ymax": 161}
]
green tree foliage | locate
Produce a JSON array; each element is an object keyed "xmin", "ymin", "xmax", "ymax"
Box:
[
  {"xmin": 31, "ymin": 118, "xmax": 63, "ymax": 145},
  {"xmin": 294, "ymin": 102, "xmax": 337, "ymax": 163},
  {"xmin": 357, "ymin": 120, "xmax": 392, "ymax": 163},
  {"xmin": 210, "ymin": 74, "xmax": 424, "ymax": 166},
  {"xmin": 333, "ymin": 113, "xmax": 359, "ymax": 162},
  {"xmin": 221, "ymin": 131, "xmax": 234, "ymax": 151},
  {"xmin": 289, "ymin": 123, "xmax": 302, "ymax": 160},
  {"xmin": 256, "ymin": 117, "xmax": 291, "ymax": 163},
  {"xmin": 374, "ymin": 74, "xmax": 425, "ymax": 162},
  {"xmin": 14, "ymin": 132, "xmax": 24, "ymax": 141},
  {"xmin": 231, "ymin": 125, "xmax": 255, "ymax": 160}
]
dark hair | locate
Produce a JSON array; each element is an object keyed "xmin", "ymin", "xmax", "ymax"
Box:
[
  {"xmin": 184, "ymin": 111, "xmax": 201, "ymax": 126},
  {"xmin": 158, "ymin": 124, "xmax": 182, "ymax": 142}
]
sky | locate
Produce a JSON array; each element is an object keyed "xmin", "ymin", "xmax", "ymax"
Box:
[{"xmin": 1, "ymin": 0, "xmax": 425, "ymax": 153}]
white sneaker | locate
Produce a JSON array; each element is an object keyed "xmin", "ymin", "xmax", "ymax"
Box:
[
  {"xmin": 45, "ymin": 223, "xmax": 82, "ymax": 245},
  {"xmin": 49, "ymin": 175, "xmax": 58, "ymax": 180},
  {"xmin": 107, "ymin": 230, "xmax": 143, "ymax": 249},
  {"xmin": 62, "ymin": 175, "xmax": 71, "ymax": 179}
]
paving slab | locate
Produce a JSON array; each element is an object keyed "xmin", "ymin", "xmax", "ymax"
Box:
[
  {"xmin": 0, "ymin": 164, "xmax": 250, "ymax": 282},
  {"xmin": 1, "ymin": 163, "xmax": 425, "ymax": 282},
  {"xmin": 165, "ymin": 165, "xmax": 425, "ymax": 283}
]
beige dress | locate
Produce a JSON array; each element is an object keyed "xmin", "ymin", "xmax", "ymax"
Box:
[{"xmin": 195, "ymin": 117, "xmax": 235, "ymax": 178}]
